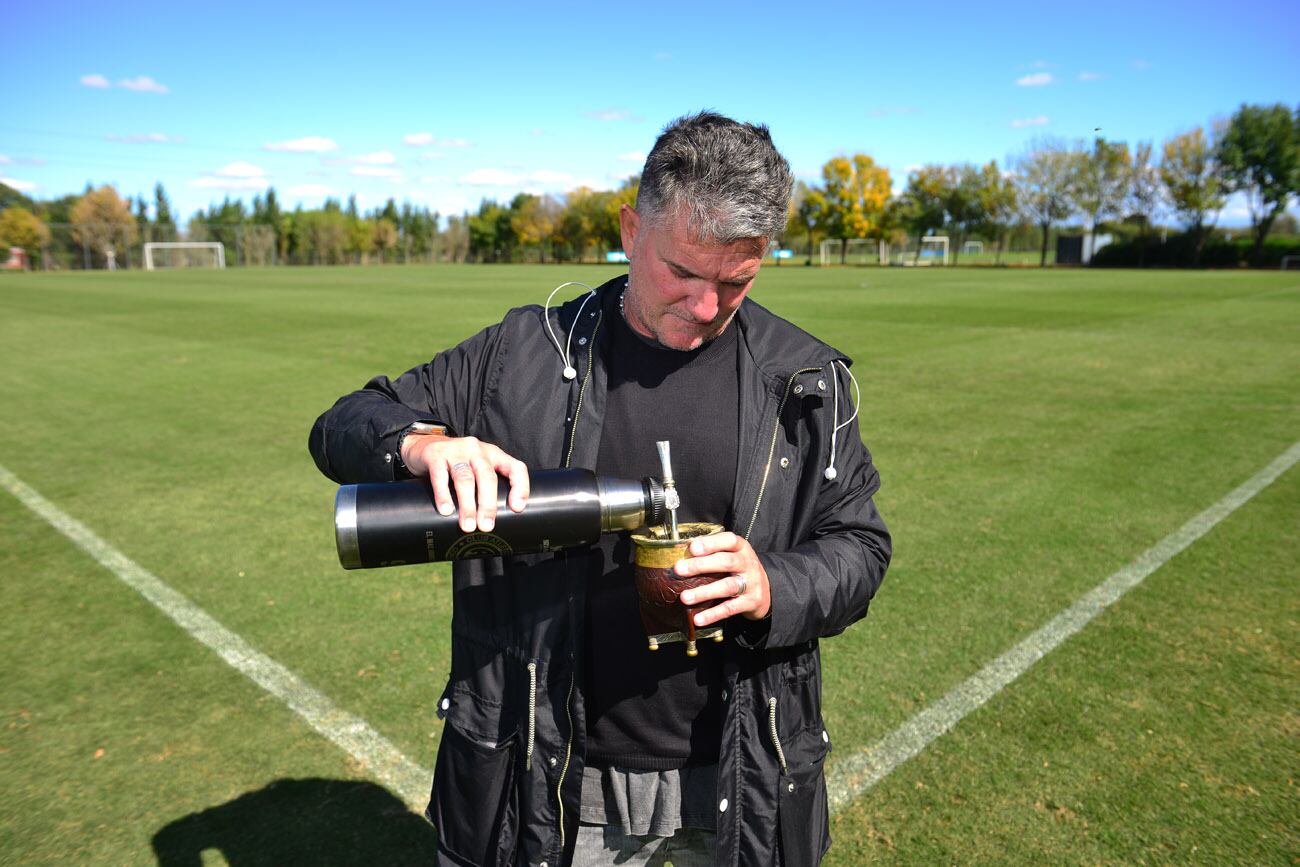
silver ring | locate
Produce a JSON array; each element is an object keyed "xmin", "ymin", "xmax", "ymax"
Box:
[
  {"xmin": 735, "ymin": 575, "xmax": 748, "ymax": 596},
  {"xmin": 451, "ymin": 461, "xmax": 472, "ymax": 476}
]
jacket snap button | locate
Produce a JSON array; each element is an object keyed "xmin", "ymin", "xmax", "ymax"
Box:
[
  {"xmin": 817, "ymin": 379, "xmax": 826, "ymax": 390},
  {"xmin": 549, "ymin": 756, "xmax": 557, "ymax": 767},
  {"xmin": 787, "ymin": 782, "xmax": 795, "ymax": 793},
  {"xmin": 384, "ymin": 452, "xmax": 393, "ymax": 463},
  {"xmin": 541, "ymin": 862, "xmax": 549, "ymax": 867},
  {"xmin": 718, "ymin": 798, "xmax": 729, "ymax": 813},
  {"xmin": 779, "ymin": 457, "xmax": 790, "ymax": 469},
  {"xmin": 578, "ymin": 337, "xmax": 588, "ymax": 346},
  {"xmin": 440, "ymin": 698, "xmax": 450, "ymax": 711},
  {"xmin": 721, "ymin": 689, "xmax": 728, "ymax": 701},
  {"xmin": 822, "ymin": 730, "xmax": 829, "ymax": 743},
  {"xmin": 793, "ymin": 384, "xmax": 803, "ymax": 394}
]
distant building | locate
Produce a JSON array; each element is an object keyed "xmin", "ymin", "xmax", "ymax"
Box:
[{"xmin": 2, "ymin": 246, "xmax": 30, "ymax": 270}]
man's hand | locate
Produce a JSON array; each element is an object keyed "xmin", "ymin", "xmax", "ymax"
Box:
[
  {"xmin": 401, "ymin": 434, "xmax": 529, "ymax": 533},
  {"xmin": 674, "ymin": 532, "xmax": 771, "ymax": 626}
]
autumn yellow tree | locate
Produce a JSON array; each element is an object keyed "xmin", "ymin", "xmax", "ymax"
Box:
[
  {"xmin": 0, "ymin": 207, "xmax": 51, "ymax": 268},
  {"xmin": 817, "ymin": 154, "xmax": 891, "ymax": 263},
  {"xmin": 70, "ymin": 185, "xmax": 138, "ymax": 267}
]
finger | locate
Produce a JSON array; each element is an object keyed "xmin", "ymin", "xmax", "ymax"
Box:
[
  {"xmin": 496, "ymin": 454, "xmax": 530, "ymax": 512},
  {"xmin": 472, "ymin": 456, "xmax": 499, "ymax": 531},
  {"xmin": 680, "ymin": 575, "xmax": 743, "ymax": 606},
  {"xmin": 429, "ymin": 458, "xmax": 454, "ymax": 517},
  {"xmin": 675, "ymin": 551, "xmax": 741, "ymax": 577},
  {"xmin": 449, "ymin": 458, "xmax": 478, "ymax": 532},
  {"xmin": 693, "ymin": 595, "xmax": 752, "ymax": 628},
  {"xmin": 687, "ymin": 531, "xmax": 740, "ymax": 557}
]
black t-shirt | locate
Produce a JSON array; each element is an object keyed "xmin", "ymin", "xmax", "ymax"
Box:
[{"xmin": 584, "ymin": 305, "xmax": 740, "ymax": 770}]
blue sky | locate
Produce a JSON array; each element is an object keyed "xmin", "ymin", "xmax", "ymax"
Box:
[{"xmin": 2, "ymin": 0, "xmax": 1296, "ymax": 226}]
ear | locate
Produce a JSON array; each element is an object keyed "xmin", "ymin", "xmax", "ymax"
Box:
[{"xmin": 618, "ymin": 204, "xmax": 640, "ymax": 258}]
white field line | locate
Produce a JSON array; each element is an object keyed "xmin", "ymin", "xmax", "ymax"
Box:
[
  {"xmin": 0, "ymin": 464, "xmax": 432, "ymax": 808},
  {"xmin": 827, "ymin": 440, "xmax": 1300, "ymax": 813}
]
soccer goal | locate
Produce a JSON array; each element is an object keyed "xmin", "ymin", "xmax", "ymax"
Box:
[
  {"xmin": 143, "ymin": 242, "xmax": 226, "ymax": 270},
  {"xmin": 920, "ymin": 235, "xmax": 950, "ymax": 265},
  {"xmin": 1281, "ymin": 255, "xmax": 1300, "ymax": 271},
  {"xmin": 819, "ymin": 238, "xmax": 886, "ymax": 265},
  {"xmin": 962, "ymin": 240, "xmax": 984, "ymax": 256}
]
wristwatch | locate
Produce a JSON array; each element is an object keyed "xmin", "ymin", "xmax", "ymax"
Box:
[{"xmin": 396, "ymin": 421, "xmax": 448, "ymax": 471}]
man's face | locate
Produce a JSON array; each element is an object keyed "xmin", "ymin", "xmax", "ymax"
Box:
[{"xmin": 619, "ymin": 204, "xmax": 764, "ymax": 351}]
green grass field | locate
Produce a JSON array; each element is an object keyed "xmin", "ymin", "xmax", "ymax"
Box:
[{"xmin": 1, "ymin": 264, "xmax": 1296, "ymax": 864}]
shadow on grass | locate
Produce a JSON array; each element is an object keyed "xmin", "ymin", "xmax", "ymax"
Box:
[{"xmin": 151, "ymin": 777, "xmax": 435, "ymax": 865}]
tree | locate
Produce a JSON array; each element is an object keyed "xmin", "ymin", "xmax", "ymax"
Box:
[
  {"xmin": 347, "ymin": 216, "xmax": 375, "ymax": 263},
  {"xmin": 897, "ymin": 165, "xmax": 949, "ymax": 263},
  {"xmin": 1160, "ymin": 126, "xmax": 1226, "ymax": 266},
  {"xmin": 1014, "ymin": 139, "xmax": 1075, "ymax": 266},
  {"xmin": 0, "ymin": 207, "xmax": 51, "ymax": 269},
  {"xmin": 510, "ymin": 193, "xmax": 562, "ymax": 262},
  {"xmin": 70, "ymin": 185, "xmax": 138, "ymax": 268},
  {"xmin": 1071, "ymin": 137, "xmax": 1131, "ymax": 255},
  {"xmin": 152, "ymin": 183, "xmax": 177, "ymax": 242},
  {"xmin": 973, "ymin": 161, "xmax": 1018, "ymax": 264},
  {"xmin": 785, "ymin": 181, "xmax": 822, "ymax": 265},
  {"xmin": 1127, "ymin": 142, "xmax": 1162, "ymax": 266},
  {"xmin": 817, "ymin": 155, "xmax": 891, "ymax": 262},
  {"xmin": 945, "ymin": 164, "xmax": 987, "ymax": 264},
  {"xmin": 1215, "ymin": 103, "xmax": 1300, "ymax": 265},
  {"xmin": 373, "ymin": 218, "xmax": 398, "ymax": 263}
]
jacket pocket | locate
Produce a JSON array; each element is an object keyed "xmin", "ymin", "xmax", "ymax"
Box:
[
  {"xmin": 775, "ymin": 728, "xmax": 831, "ymax": 867},
  {"xmin": 429, "ymin": 721, "xmax": 519, "ymax": 866}
]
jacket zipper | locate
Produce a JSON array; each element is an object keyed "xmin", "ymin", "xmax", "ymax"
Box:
[
  {"xmin": 767, "ymin": 696, "xmax": 789, "ymax": 774},
  {"xmin": 555, "ymin": 670, "xmax": 575, "ymax": 849},
  {"xmin": 558, "ymin": 309, "xmax": 598, "ymax": 849},
  {"xmin": 743, "ymin": 367, "xmax": 821, "ymax": 540},
  {"xmin": 563, "ymin": 312, "xmax": 602, "ymax": 468},
  {"xmin": 525, "ymin": 662, "xmax": 537, "ymax": 770}
]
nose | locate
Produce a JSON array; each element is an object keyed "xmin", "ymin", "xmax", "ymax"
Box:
[{"xmin": 685, "ymin": 284, "xmax": 722, "ymax": 323}]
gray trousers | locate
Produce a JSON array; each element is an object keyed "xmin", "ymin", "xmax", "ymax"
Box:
[{"xmin": 571, "ymin": 822, "xmax": 717, "ymax": 866}]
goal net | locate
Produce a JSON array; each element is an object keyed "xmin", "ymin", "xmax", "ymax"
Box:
[
  {"xmin": 819, "ymin": 238, "xmax": 886, "ymax": 265},
  {"xmin": 891, "ymin": 235, "xmax": 950, "ymax": 266},
  {"xmin": 144, "ymin": 242, "xmax": 226, "ymax": 270}
]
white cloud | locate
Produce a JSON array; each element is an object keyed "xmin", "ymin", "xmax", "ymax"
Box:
[
  {"xmin": 1, "ymin": 177, "xmax": 38, "ymax": 192},
  {"xmin": 355, "ymin": 150, "xmax": 396, "ymax": 165},
  {"xmin": 350, "ymin": 166, "xmax": 401, "ymax": 178},
  {"xmin": 418, "ymin": 151, "xmax": 446, "ymax": 161},
  {"xmin": 1078, "ymin": 71, "xmax": 1104, "ymax": 81},
  {"xmin": 215, "ymin": 161, "xmax": 266, "ymax": 178},
  {"xmin": 1011, "ymin": 115, "xmax": 1051, "ymax": 128},
  {"xmin": 530, "ymin": 129, "xmax": 545, "ymax": 137},
  {"xmin": 0, "ymin": 155, "xmax": 9, "ymax": 164},
  {"xmin": 264, "ymin": 136, "xmax": 339, "ymax": 153},
  {"xmin": 106, "ymin": 132, "xmax": 183, "ymax": 143},
  {"xmin": 1015, "ymin": 72, "xmax": 1053, "ymax": 87},
  {"xmin": 461, "ymin": 168, "xmax": 520, "ymax": 185},
  {"xmin": 286, "ymin": 183, "xmax": 333, "ymax": 196},
  {"xmin": 80, "ymin": 73, "xmax": 110, "ymax": 88},
  {"xmin": 617, "ymin": 151, "xmax": 646, "ymax": 163},
  {"xmin": 190, "ymin": 177, "xmax": 269, "ymax": 191},
  {"xmin": 403, "ymin": 132, "xmax": 470, "ymax": 147},
  {"xmin": 1132, "ymin": 59, "xmax": 1152, "ymax": 70},
  {"xmin": 117, "ymin": 75, "xmax": 169, "ymax": 94},
  {"xmin": 585, "ymin": 108, "xmax": 634, "ymax": 122},
  {"xmin": 459, "ymin": 168, "xmax": 593, "ymax": 190}
]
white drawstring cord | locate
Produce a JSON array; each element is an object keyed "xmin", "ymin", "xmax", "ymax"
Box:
[
  {"xmin": 824, "ymin": 359, "xmax": 861, "ymax": 481},
  {"xmin": 543, "ymin": 282, "xmax": 596, "ymax": 380}
]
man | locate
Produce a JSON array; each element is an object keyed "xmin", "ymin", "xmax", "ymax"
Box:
[{"xmin": 309, "ymin": 111, "xmax": 890, "ymax": 866}]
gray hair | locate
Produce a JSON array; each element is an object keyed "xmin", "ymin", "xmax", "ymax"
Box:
[{"xmin": 636, "ymin": 111, "xmax": 794, "ymax": 245}]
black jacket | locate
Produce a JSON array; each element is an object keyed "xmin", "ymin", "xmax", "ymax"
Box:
[{"xmin": 309, "ymin": 276, "xmax": 891, "ymax": 866}]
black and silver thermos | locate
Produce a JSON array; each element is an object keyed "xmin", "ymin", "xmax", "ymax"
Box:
[{"xmin": 334, "ymin": 468, "xmax": 666, "ymax": 569}]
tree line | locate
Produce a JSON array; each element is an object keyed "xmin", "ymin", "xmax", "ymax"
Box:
[{"xmin": 1, "ymin": 102, "xmax": 1295, "ymax": 270}]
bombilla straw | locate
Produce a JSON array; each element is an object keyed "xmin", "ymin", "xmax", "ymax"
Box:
[{"xmin": 656, "ymin": 440, "xmax": 680, "ymax": 540}]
